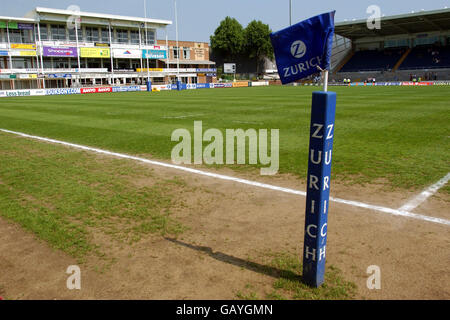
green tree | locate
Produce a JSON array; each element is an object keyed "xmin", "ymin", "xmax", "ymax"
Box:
[
  {"xmin": 210, "ymin": 17, "xmax": 245, "ymax": 62},
  {"xmin": 244, "ymin": 20, "xmax": 274, "ymax": 74}
]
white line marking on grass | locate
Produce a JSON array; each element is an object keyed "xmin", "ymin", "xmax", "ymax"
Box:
[
  {"xmin": 398, "ymin": 173, "xmax": 450, "ymax": 212},
  {"xmin": 163, "ymin": 114, "xmax": 205, "ymax": 119},
  {"xmin": 1, "ymin": 128, "xmax": 449, "ymax": 227}
]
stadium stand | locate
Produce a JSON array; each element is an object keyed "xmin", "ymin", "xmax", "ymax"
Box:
[
  {"xmin": 340, "ymin": 48, "xmax": 406, "ymax": 72},
  {"xmin": 331, "ymin": 8, "xmax": 450, "ymax": 81},
  {"xmin": 398, "ymin": 45, "xmax": 450, "ymax": 70}
]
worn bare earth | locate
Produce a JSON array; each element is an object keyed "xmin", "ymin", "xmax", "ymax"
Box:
[{"xmin": 0, "ymin": 141, "xmax": 449, "ymax": 300}]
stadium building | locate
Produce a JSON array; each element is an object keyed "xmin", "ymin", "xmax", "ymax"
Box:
[
  {"xmin": 331, "ymin": 8, "xmax": 450, "ymax": 83},
  {"xmin": 0, "ymin": 7, "xmax": 216, "ymax": 90}
]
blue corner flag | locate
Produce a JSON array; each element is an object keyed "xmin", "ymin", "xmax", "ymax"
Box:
[{"xmin": 270, "ymin": 11, "xmax": 335, "ymax": 84}]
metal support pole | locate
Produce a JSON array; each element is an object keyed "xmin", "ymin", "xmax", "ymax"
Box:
[
  {"xmin": 144, "ymin": 0, "xmax": 150, "ymax": 84},
  {"xmin": 6, "ymin": 22, "xmax": 14, "ymax": 90},
  {"xmin": 109, "ymin": 22, "xmax": 114, "ymax": 85},
  {"xmin": 75, "ymin": 19, "xmax": 81, "ymax": 86},
  {"xmin": 37, "ymin": 22, "xmax": 45, "ymax": 89},
  {"xmin": 175, "ymin": 0, "xmax": 180, "ymax": 85},
  {"xmin": 289, "ymin": 0, "xmax": 292, "ymax": 26}
]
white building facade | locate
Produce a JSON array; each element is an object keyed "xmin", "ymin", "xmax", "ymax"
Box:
[{"xmin": 0, "ymin": 7, "xmax": 216, "ymax": 90}]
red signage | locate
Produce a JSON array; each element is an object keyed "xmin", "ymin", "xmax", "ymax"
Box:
[{"xmin": 81, "ymin": 87, "xmax": 112, "ymax": 94}]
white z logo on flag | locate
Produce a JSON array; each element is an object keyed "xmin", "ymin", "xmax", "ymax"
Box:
[{"xmin": 291, "ymin": 40, "xmax": 307, "ymax": 59}]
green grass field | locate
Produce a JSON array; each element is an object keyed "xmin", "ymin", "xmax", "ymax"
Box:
[
  {"xmin": 0, "ymin": 86, "xmax": 449, "ymax": 191},
  {"xmin": 0, "ymin": 85, "xmax": 448, "ymax": 300}
]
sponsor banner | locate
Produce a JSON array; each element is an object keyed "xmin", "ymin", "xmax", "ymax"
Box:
[
  {"xmin": 18, "ymin": 74, "xmax": 37, "ymax": 79},
  {"xmin": 80, "ymin": 48, "xmax": 111, "ymax": 58},
  {"xmin": 0, "ymin": 50, "xmax": 8, "ymax": 56},
  {"xmin": 142, "ymin": 49, "xmax": 167, "ymax": 59},
  {"xmin": 113, "ymin": 49, "xmax": 142, "ymax": 59},
  {"xmin": 196, "ymin": 83, "xmax": 211, "ymax": 89},
  {"xmin": 11, "ymin": 44, "xmax": 36, "ymax": 50},
  {"xmin": 9, "ymin": 50, "xmax": 36, "ymax": 57},
  {"xmin": 95, "ymin": 43, "xmax": 110, "ymax": 47},
  {"xmin": 81, "ymin": 87, "xmax": 113, "ymax": 94},
  {"xmin": 232, "ymin": 81, "xmax": 249, "ymax": 88},
  {"xmin": 112, "ymin": 85, "xmax": 142, "ymax": 92},
  {"xmin": 0, "ymin": 21, "xmax": 7, "ymax": 29},
  {"xmin": 152, "ymin": 84, "xmax": 172, "ymax": 91},
  {"xmin": 7, "ymin": 22, "xmax": 18, "ymax": 29},
  {"xmin": 206, "ymin": 73, "xmax": 216, "ymax": 77},
  {"xmin": 46, "ymin": 88, "xmax": 81, "ymax": 95},
  {"xmin": 3, "ymin": 90, "xmax": 31, "ymax": 97},
  {"xmin": 136, "ymin": 68, "xmax": 164, "ymax": 72},
  {"xmin": 47, "ymin": 74, "xmax": 72, "ymax": 79},
  {"xmin": 18, "ymin": 23, "xmax": 34, "ymax": 30},
  {"xmin": 249, "ymin": 81, "xmax": 269, "ymax": 87},
  {"xmin": 0, "ymin": 89, "xmax": 45, "ymax": 97},
  {"xmin": 44, "ymin": 46, "xmax": 78, "ymax": 57},
  {"xmin": 196, "ymin": 68, "xmax": 217, "ymax": 73},
  {"xmin": 434, "ymin": 81, "xmax": 450, "ymax": 86},
  {"xmin": 186, "ymin": 84, "xmax": 197, "ymax": 90},
  {"xmin": 375, "ymin": 82, "xmax": 402, "ymax": 86},
  {"xmin": 416, "ymin": 82, "xmax": 434, "ymax": 86},
  {"xmin": 0, "ymin": 89, "xmax": 44, "ymax": 97}
]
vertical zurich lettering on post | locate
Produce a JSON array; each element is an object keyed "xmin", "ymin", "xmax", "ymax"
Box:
[
  {"xmin": 270, "ymin": 11, "xmax": 336, "ymax": 287},
  {"xmin": 302, "ymin": 92, "xmax": 336, "ymax": 287}
]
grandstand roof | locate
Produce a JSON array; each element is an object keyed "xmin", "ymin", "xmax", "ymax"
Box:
[
  {"xmin": 335, "ymin": 8, "xmax": 450, "ymax": 40},
  {"xmin": 24, "ymin": 7, "xmax": 172, "ymax": 26}
]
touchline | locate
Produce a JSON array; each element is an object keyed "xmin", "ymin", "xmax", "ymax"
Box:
[{"xmin": 171, "ymin": 121, "xmax": 279, "ymax": 175}]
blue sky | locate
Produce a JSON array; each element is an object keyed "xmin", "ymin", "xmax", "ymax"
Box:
[{"xmin": 2, "ymin": 0, "xmax": 450, "ymax": 42}]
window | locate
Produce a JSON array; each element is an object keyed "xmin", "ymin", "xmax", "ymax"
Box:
[
  {"xmin": 87, "ymin": 58, "xmax": 101, "ymax": 68},
  {"xmin": 12, "ymin": 57, "xmax": 30, "ymax": 68},
  {"xmin": 101, "ymin": 28, "xmax": 110, "ymax": 42},
  {"xmin": 130, "ymin": 30, "xmax": 140, "ymax": 44},
  {"xmin": 9, "ymin": 29, "xmax": 33, "ymax": 43},
  {"xmin": 51, "ymin": 25, "xmax": 66, "ymax": 41},
  {"xmin": 141, "ymin": 28, "xmax": 155, "ymax": 45},
  {"xmin": 70, "ymin": 58, "xmax": 79, "ymax": 68},
  {"xmin": 116, "ymin": 29, "xmax": 129, "ymax": 44},
  {"xmin": 53, "ymin": 58, "xmax": 69, "ymax": 69},
  {"xmin": 85, "ymin": 27, "xmax": 99, "ymax": 42},
  {"xmin": 183, "ymin": 47, "xmax": 190, "ymax": 60},
  {"xmin": 39, "ymin": 24, "xmax": 48, "ymax": 40},
  {"xmin": 173, "ymin": 46, "xmax": 179, "ymax": 59},
  {"xmin": 43, "ymin": 57, "xmax": 52, "ymax": 69},
  {"xmin": 68, "ymin": 26, "xmax": 81, "ymax": 41},
  {"xmin": 147, "ymin": 29, "xmax": 155, "ymax": 44}
]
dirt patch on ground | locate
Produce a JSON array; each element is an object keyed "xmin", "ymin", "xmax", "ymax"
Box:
[{"xmin": 0, "ymin": 144, "xmax": 449, "ymax": 300}]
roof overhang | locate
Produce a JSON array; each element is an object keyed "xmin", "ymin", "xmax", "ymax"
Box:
[
  {"xmin": 335, "ymin": 8, "xmax": 450, "ymax": 40},
  {"xmin": 25, "ymin": 7, "xmax": 172, "ymax": 27},
  {"xmin": 0, "ymin": 16, "xmax": 37, "ymax": 23},
  {"xmin": 164, "ymin": 60, "xmax": 216, "ymax": 65}
]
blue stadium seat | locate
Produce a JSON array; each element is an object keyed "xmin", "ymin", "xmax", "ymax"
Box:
[
  {"xmin": 339, "ymin": 48, "xmax": 406, "ymax": 72},
  {"xmin": 398, "ymin": 45, "xmax": 450, "ymax": 70}
]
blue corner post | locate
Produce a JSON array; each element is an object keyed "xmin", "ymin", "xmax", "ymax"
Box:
[
  {"xmin": 146, "ymin": 79, "xmax": 152, "ymax": 92},
  {"xmin": 302, "ymin": 91, "xmax": 337, "ymax": 288}
]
